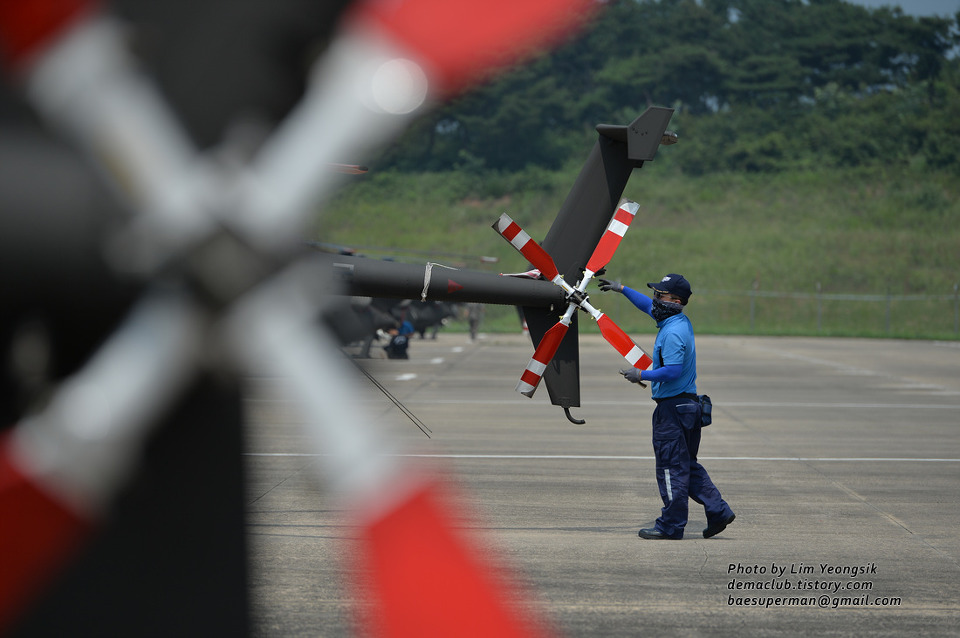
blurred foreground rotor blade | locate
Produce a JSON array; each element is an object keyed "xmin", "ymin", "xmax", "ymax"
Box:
[
  {"xmin": 0, "ymin": 446, "xmax": 90, "ymax": 632},
  {"xmin": 0, "ymin": 0, "xmax": 94, "ymax": 65},
  {"xmin": 0, "ymin": 291, "xmax": 204, "ymax": 632},
  {"xmin": 2, "ymin": 7, "xmax": 215, "ymax": 256},
  {"xmin": 347, "ymin": 0, "xmax": 595, "ymax": 97},
  {"xmin": 235, "ymin": 0, "xmax": 596, "ymax": 252},
  {"xmin": 0, "ymin": 0, "xmax": 601, "ymax": 632},
  {"xmin": 358, "ymin": 477, "xmax": 549, "ymax": 638}
]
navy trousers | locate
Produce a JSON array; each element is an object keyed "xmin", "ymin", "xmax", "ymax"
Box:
[{"xmin": 651, "ymin": 397, "xmax": 733, "ymax": 538}]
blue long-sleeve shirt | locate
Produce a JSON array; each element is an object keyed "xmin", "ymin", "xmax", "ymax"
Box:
[{"xmin": 621, "ymin": 286, "xmax": 697, "ymax": 399}]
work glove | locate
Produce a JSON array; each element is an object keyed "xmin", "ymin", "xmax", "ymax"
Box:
[
  {"xmin": 620, "ymin": 368, "xmax": 647, "ymax": 388},
  {"xmin": 598, "ymin": 278, "xmax": 623, "ymax": 293}
]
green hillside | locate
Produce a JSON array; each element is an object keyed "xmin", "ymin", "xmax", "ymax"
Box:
[{"xmin": 315, "ymin": 161, "xmax": 959, "ymax": 339}]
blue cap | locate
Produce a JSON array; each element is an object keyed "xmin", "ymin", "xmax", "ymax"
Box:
[{"xmin": 647, "ymin": 274, "xmax": 692, "ymax": 303}]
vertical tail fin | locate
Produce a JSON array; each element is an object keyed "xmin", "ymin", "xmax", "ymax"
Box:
[{"xmin": 534, "ymin": 106, "xmax": 674, "ymax": 414}]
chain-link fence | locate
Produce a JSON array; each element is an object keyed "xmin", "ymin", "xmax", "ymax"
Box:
[
  {"xmin": 681, "ymin": 284, "xmax": 960, "ymax": 339},
  {"xmin": 462, "ymin": 284, "xmax": 960, "ymax": 340}
]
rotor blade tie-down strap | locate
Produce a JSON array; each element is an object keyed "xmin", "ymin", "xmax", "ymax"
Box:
[{"xmin": 421, "ymin": 262, "xmax": 457, "ymax": 301}]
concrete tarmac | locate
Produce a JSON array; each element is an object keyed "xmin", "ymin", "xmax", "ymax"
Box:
[{"xmin": 244, "ymin": 332, "xmax": 960, "ymax": 636}]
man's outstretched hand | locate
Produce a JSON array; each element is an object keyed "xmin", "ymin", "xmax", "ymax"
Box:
[{"xmin": 598, "ymin": 278, "xmax": 623, "ymax": 293}]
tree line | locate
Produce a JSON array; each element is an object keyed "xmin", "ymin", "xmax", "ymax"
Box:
[{"xmin": 374, "ymin": 0, "xmax": 960, "ymax": 175}]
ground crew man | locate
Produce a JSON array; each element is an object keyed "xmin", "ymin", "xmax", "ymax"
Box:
[{"xmin": 599, "ymin": 273, "xmax": 735, "ymax": 539}]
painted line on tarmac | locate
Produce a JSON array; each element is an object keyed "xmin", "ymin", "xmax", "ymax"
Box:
[
  {"xmin": 403, "ymin": 455, "xmax": 960, "ymax": 462},
  {"xmin": 348, "ymin": 399, "xmax": 960, "ymax": 409},
  {"xmin": 245, "ymin": 453, "xmax": 960, "ymax": 462},
  {"xmin": 246, "ymin": 397, "xmax": 959, "ymax": 409},
  {"xmin": 713, "ymin": 402, "xmax": 959, "ymax": 410}
]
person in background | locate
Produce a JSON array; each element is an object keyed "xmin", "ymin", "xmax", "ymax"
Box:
[
  {"xmin": 466, "ymin": 303, "xmax": 485, "ymax": 341},
  {"xmin": 384, "ymin": 320, "xmax": 415, "ymax": 359}
]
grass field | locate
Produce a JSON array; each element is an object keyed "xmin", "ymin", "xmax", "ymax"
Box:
[{"xmin": 315, "ymin": 161, "xmax": 960, "ymax": 339}]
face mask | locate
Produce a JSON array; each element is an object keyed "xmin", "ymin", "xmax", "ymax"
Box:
[{"xmin": 652, "ymin": 298, "xmax": 683, "ymax": 323}]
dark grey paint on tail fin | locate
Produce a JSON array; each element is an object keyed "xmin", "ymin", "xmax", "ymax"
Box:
[{"xmin": 530, "ymin": 106, "xmax": 674, "ymax": 414}]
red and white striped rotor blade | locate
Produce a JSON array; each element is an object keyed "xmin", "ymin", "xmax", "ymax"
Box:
[
  {"xmin": 0, "ymin": 438, "xmax": 91, "ymax": 632},
  {"xmin": 596, "ymin": 314, "xmax": 652, "ymax": 370},
  {"xmin": 350, "ymin": 0, "xmax": 595, "ymax": 98},
  {"xmin": 0, "ymin": 0, "xmax": 95, "ymax": 68},
  {"xmin": 516, "ymin": 320, "xmax": 568, "ymax": 397},
  {"xmin": 0, "ymin": 4, "xmax": 105, "ymax": 624},
  {"xmin": 585, "ymin": 201, "xmax": 639, "ymax": 274},
  {"xmin": 233, "ymin": 282, "xmax": 555, "ymax": 638},
  {"xmin": 493, "ymin": 214, "xmax": 560, "ymax": 282},
  {"xmin": 355, "ymin": 477, "xmax": 551, "ymax": 638}
]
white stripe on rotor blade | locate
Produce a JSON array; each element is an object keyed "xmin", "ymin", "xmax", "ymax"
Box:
[
  {"xmin": 526, "ymin": 359, "xmax": 547, "ymax": 375},
  {"xmin": 608, "ymin": 219, "xmax": 629, "ymax": 237},
  {"xmin": 515, "ymin": 380, "xmax": 536, "ymax": 394},
  {"xmin": 624, "ymin": 346, "xmax": 644, "ymax": 366},
  {"xmin": 510, "ymin": 230, "xmax": 531, "ymax": 251}
]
